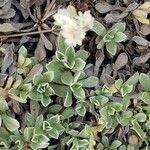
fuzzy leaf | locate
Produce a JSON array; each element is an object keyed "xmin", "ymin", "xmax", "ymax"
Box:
[
  {"xmin": 79, "ymin": 76, "xmax": 99, "ymax": 88},
  {"xmin": 92, "ymin": 20, "xmax": 106, "ymax": 36},
  {"xmin": 106, "ymin": 41, "xmax": 117, "ymax": 55},
  {"xmin": 73, "ymin": 88, "xmax": 85, "ymax": 99},
  {"xmin": 114, "ymin": 32, "xmax": 127, "ymax": 42},
  {"xmin": 111, "ymin": 23, "xmax": 126, "ymax": 32},
  {"xmin": 110, "ymin": 140, "xmax": 122, "ymax": 149},
  {"xmin": 131, "ymin": 119, "xmax": 147, "ymax": 141},
  {"xmin": 0, "ymin": 100, "xmax": 8, "ymax": 111},
  {"xmin": 73, "ymin": 58, "xmax": 86, "ymax": 71},
  {"xmin": 75, "ymin": 102, "xmax": 86, "ymax": 116},
  {"xmin": 134, "ymin": 113, "xmax": 147, "ymax": 122},
  {"xmin": 141, "ymin": 92, "xmax": 150, "ymax": 105},
  {"xmin": 139, "ymin": 73, "xmax": 150, "ymax": 91},
  {"xmin": 75, "ymin": 49, "xmax": 89, "ymax": 61},
  {"xmin": 2, "ymin": 114, "xmax": 20, "ymax": 131},
  {"xmin": 62, "ymin": 108, "xmax": 74, "ymax": 119},
  {"xmin": 126, "ymin": 72, "xmax": 139, "ymax": 85},
  {"xmin": 61, "ymin": 71, "xmax": 73, "ymax": 86},
  {"xmin": 43, "ymin": 71, "xmax": 54, "ymax": 83},
  {"xmin": 41, "ymin": 96, "xmax": 52, "ymax": 107},
  {"xmin": 46, "ymin": 60, "xmax": 63, "ymax": 71},
  {"xmin": 64, "ymin": 90, "xmax": 73, "ymax": 107}
]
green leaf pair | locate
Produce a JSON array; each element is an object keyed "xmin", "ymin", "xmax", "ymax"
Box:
[
  {"xmin": 92, "ymin": 21, "xmax": 127, "ymax": 55},
  {"xmin": 17, "ymin": 46, "xmax": 31, "ymax": 74},
  {"xmin": 43, "ymin": 115, "xmax": 65, "ymax": 139},
  {"xmin": 46, "ymin": 35, "xmax": 89, "ymax": 72},
  {"xmin": 115, "ymin": 72, "xmax": 139, "ymax": 97},
  {"xmin": 29, "ymin": 71, "xmax": 55, "ymax": 107},
  {"xmin": 100, "ymin": 102, "xmax": 123, "ymax": 128}
]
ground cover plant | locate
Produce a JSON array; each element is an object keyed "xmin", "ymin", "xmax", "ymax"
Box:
[{"xmin": 0, "ymin": 0, "xmax": 150, "ymax": 150}]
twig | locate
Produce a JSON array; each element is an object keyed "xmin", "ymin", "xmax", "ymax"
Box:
[{"xmin": 0, "ymin": 28, "xmax": 59, "ymax": 39}]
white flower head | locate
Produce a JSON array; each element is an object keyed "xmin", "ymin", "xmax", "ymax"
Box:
[
  {"xmin": 61, "ymin": 23, "xmax": 85, "ymax": 46},
  {"xmin": 53, "ymin": 9, "xmax": 75, "ymax": 27},
  {"xmin": 76, "ymin": 11, "xmax": 94, "ymax": 31},
  {"xmin": 53, "ymin": 6, "xmax": 94, "ymax": 47}
]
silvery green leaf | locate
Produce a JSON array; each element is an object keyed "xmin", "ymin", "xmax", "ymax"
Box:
[
  {"xmin": 2, "ymin": 114, "xmax": 20, "ymax": 131},
  {"xmin": 47, "ymin": 128, "xmax": 59, "ymax": 139},
  {"xmin": 50, "ymin": 83, "xmax": 69, "ymax": 97},
  {"xmin": 46, "ymin": 60, "xmax": 63, "ymax": 71},
  {"xmin": 119, "ymin": 145, "xmax": 126, "ymax": 150},
  {"xmin": 62, "ymin": 108, "xmax": 74, "ymax": 119},
  {"xmin": 75, "ymin": 49, "xmax": 89, "ymax": 61},
  {"xmin": 117, "ymin": 111, "xmax": 133, "ymax": 126},
  {"xmin": 75, "ymin": 102, "xmax": 86, "ymax": 116},
  {"xmin": 115, "ymin": 79, "xmax": 123, "ymax": 90},
  {"xmin": 41, "ymin": 96, "xmax": 52, "ymax": 107},
  {"xmin": 29, "ymin": 88, "xmax": 42, "ymax": 101},
  {"xmin": 57, "ymin": 34, "xmax": 68, "ymax": 53},
  {"xmin": 0, "ymin": 100, "xmax": 8, "ymax": 111},
  {"xmin": 111, "ymin": 102, "xmax": 123, "ymax": 112},
  {"xmin": 48, "ymin": 115, "xmax": 60, "ymax": 123},
  {"xmin": 134, "ymin": 113, "xmax": 147, "ymax": 122},
  {"xmin": 73, "ymin": 87, "xmax": 85, "ymax": 99},
  {"xmin": 61, "ymin": 71, "xmax": 74, "ymax": 86},
  {"xmin": 33, "ymin": 74, "xmax": 43, "ymax": 85},
  {"xmin": 92, "ymin": 20, "xmax": 106, "ymax": 36},
  {"xmin": 43, "ymin": 71, "xmax": 54, "ymax": 83},
  {"xmin": 141, "ymin": 92, "xmax": 150, "ymax": 105},
  {"xmin": 24, "ymin": 127, "xmax": 34, "ymax": 141},
  {"xmin": 110, "ymin": 140, "xmax": 122, "ymax": 149},
  {"xmin": 102, "ymin": 136, "xmax": 109, "ymax": 147},
  {"xmin": 131, "ymin": 119, "xmax": 147, "ymax": 141},
  {"xmin": 31, "ymin": 134, "xmax": 49, "ymax": 149},
  {"xmin": 25, "ymin": 113, "xmax": 36, "ymax": 126},
  {"xmin": 48, "ymin": 104, "xmax": 62, "ymax": 114},
  {"xmin": 126, "ymin": 72, "xmax": 139, "ymax": 85},
  {"xmin": 34, "ymin": 115, "xmax": 43, "ymax": 134},
  {"xmin": 139, "ymin": 73, "xmax": 150, "ymax": 91},
  {"xmin": 72, "ymin": 58, "xmax": 86, "ymax": 71},
  {"xmin": 106, "ymin": 41, "xmax": 117, "ymax": 55},
  {"xmin": 56, "ymin": 51, "xmax": 66, "ymax": 61},
  {"xmin": 64, "ymin": 90, "xmax": 73, "ymax": 107},
  {"xmin": 18, "ymin": 46, "xmax": 27, "ymax": 61},
  {"xmin": 79, "ymin": 76, "xmax": 99, "ymax": 88},
  {"xmin": 110, "ymin": 23, "xmax": 126, "ymax": 32},
  {"xmin": 120, "ymin": 84, "xmax": 133, "ymax": 97},
  {"xmin": 114, "ymin": 32, "xmax": 127, "ymax": 42}
]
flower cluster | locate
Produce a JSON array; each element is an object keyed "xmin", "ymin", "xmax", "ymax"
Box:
[{"xmin": 53, "ymin": 6, "xmax": 94, "ymax": 46}]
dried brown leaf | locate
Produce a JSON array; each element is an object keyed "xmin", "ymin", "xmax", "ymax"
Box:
[
  {"xmin": 114, "ymin": 53, "xmax": 128, "ymax": 70},
  {"xmin": 94, "ymin": 50, "xmax": 104, "ymax": 76},
  {"xmin": 95, "ymin": 2, "xmax": 123, "ymax": 14},
  {"xmin": 40, "ymin": 33, "xmax": 53, "ymax": 50},
  {"xmin": 133, "ymin": 53, "xmax": 150, "ymax": 65},
  {"xmin": 0, "ymin": 73, "xmax": 7, "ymax": 86},
  {"xmin": 132, "ymin": 36, "xmax": 150, "ymax": 46},
  {"xmin": 0, "ymin": 8, "xmax": 15, "ymax": 19},
  {"xmin": 0, "ymin": 23, "xmax": 18, "ymax": 33},
  {"xmin": 140, "ymin": 25, "xmax": 150, "ymax": 35},
  {"xmin": 105, "ymin": 2, "xmax": 138, "ymax": 23},
  {"xmin": 0, "ymin": 44, "xmax": 14, "ymax": 74},
  {"xmin": 34, "ymin": 38, "xmax": 46, "ymax": 61}
]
